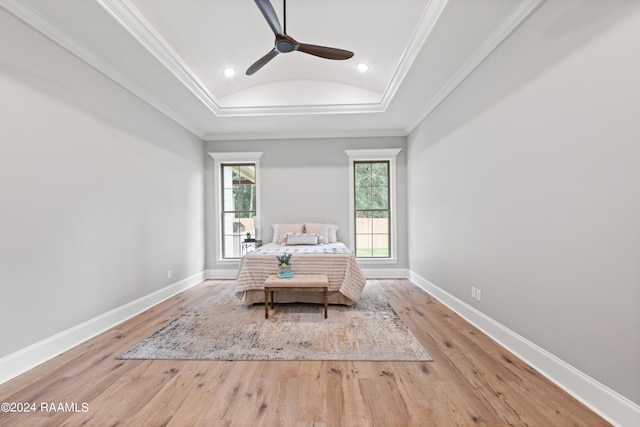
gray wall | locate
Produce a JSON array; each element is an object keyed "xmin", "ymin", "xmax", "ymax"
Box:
[
  {"xmin": 204, "ymin": 137, "xmax": 408, "ymax": 271},
  {"xmin": 0, "ymin": 10, "xmax": 205, "ymax": 358},
  {"xmin": 4, "ymin": 0, "xmax": 637, "ymax": 410},
  {"xmin": 407, "ymin": 1, "xmax": 640, "ymax": 405}
]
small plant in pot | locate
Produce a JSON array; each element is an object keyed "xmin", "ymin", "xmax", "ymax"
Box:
[{"xmin": 276, "ymin": 253, "xmax": 293, "ymax": 278}]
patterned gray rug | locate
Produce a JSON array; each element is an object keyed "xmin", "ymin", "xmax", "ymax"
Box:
[{"xmin": 120, "ymin": 287, "xmax": 432, "ymax": 361}]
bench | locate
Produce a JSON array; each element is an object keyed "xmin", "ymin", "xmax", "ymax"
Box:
[{"xmin": 263, "ymin": 274, "xmax": 329, "ymax": 319}]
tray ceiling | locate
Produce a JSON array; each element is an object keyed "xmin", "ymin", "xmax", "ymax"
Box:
[{"xmin": 0, "ymin": 0, "xmax": 543, "ymax": 140}]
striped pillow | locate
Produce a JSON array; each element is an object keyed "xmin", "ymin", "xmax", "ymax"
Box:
[
  {"xmin": 304, "ymin": 223, "xmax": 329, "ymax": 243},
  {"xmin": 286, "ymin": 233, "xmax": 319, "ymax": 245}
]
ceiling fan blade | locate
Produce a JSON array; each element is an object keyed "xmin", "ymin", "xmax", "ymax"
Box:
[
  {"xmin": 246, "ymin": 49, "xmax": 279, "ymax": 75},
  {"xmin": 254, "ymin": 0, "xmax": 283, "ymax": 36},
  {"xmin": 297, "ymin": 43, "xmax": 354, "ymax": 60}
]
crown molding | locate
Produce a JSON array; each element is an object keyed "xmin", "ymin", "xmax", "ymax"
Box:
[
  {"xmin": 90, "ymin": 0, "xmax": 481, "ymax": 120},
  {"xmin": 96, "ymin": 0, "xmax": 222, "ymax": 115},
  {"xmin": 405, "ymin": 0, "xmax": 546, "ymax": 134},
  {"xmin": 94, "ymin": 0, "xmax": 394, "ymax": 117},
  {"xmin": 0, "ymin": 0, "xmax": 206, "ymax": 139},
  {"xmin": 379, "ymin": 0, "xmax": 449, "ymax": 112},
  {"xmin": 2, "ymin": 0, "xmax": 545, "ymax": 140},
  {"xmin": 212, "ymin": 101, "xmax": 385, "ymax": 118},
  {"xmin": 204, "ymin": 128, "xmax": 407, "ymax": 142}
]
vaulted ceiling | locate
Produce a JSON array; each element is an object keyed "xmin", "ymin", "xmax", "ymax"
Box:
[{"xmin": 1, "ymin": 0, "xmax": 543, "ymax": 140}]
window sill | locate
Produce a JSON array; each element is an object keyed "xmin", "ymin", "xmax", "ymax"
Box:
[{"xmin": 356, "ymin": 257, "xmax": 398, "ymax": 265}]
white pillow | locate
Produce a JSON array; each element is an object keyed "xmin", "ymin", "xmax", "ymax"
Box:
[
  {"xmin": 304, "ymin": 223, "xmax": 329, "ymax": 243},
  {"xmin": 271, "ymin": 224, "xmax": 280, "ymax": 244},
  {"xmin": 286, "ymin": 233, "xmax": 319, "ymax": 245},
  {"xmin": 276, "ymin": 223, "xmax": 304, "ymax": 244},
  {"xmin": 327, "ymin": 224, "xmax": 339, "ymax": 243}
]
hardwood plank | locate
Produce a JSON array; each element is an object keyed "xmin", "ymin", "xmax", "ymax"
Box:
[
  {"xmin": 163, "ymin": 361, "xmax": 242, "ymax": 426},
  {"xmin": 324, "ymin": 361, "xmax": 371, "ymax": 426},
  {"xmin": 0, "ymin": 279, "xmax": 610, "ymax": 426}
]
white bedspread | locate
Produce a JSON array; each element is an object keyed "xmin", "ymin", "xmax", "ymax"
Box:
[
  {"xmin": 252, "ymin": 242, "xmax": 354, "ymax": 255},
  {"xmin": 235, "ymin": 243, "xmax": 366, "ymax": 303}
]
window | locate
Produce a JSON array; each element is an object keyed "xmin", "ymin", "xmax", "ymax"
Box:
[
  {"xmin": 221, "ymin": 163, "xmax": 256, "ymax": 259},
  {"xmin": 346, "ymin": 149, "xmax": 401, "ymax": 262},
  {"xmin": 209, "ymin": 152, "xmax": 262, "ymax": 261},
  {"xmin": 354, "ymin": 161, "xmax": 390, "ymax": 257}
]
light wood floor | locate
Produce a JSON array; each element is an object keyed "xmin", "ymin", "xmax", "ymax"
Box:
[{"xmin": 0, "ymin": 279, "xmax": 609, "ymax": 426}]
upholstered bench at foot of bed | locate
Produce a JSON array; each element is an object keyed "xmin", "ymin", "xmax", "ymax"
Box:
[{"xmin": 263, "ymin": 274, "xmax": 329, "ymax": 319}]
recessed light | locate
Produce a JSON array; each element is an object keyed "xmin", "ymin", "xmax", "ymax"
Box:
[
  {"xmin": 223, "ymin": 67, "xmax": 236, "ymax": 77},
  {"xmin": 357, "ymin": 63, "xmax": 369, "ymax": 72}
]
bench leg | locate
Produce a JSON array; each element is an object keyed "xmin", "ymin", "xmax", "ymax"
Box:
[
  {"xmin": 264, "ymin": 288, "xmax": 269, "ymax": 319},
  {"xmin": 324, "ymin": 287, "xmax": 328, "ymax": 319}
]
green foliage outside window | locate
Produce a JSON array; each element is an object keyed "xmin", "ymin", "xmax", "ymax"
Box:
[
  {"xmin": 354, "ymin": 161, "xmax": 390, "ymax": 258},
  {"xmin": 224, "ymin": 165, "xmax": 255, "ymax": 212},
  {"xmin": 222, "ymin": 164, "xmax": 256, "ymax": 258}
]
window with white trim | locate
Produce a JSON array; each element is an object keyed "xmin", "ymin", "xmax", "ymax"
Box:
[
  {"xmin": 346, "ymin": 149, "xmax": 401, "ymax": 262},
  {"xmin": 354, "ymin": 160, "xmax": 390, "ymax": 257},
  {"xmin": 209, "ymin": 152, "xmax": 262, "ymax": 261}
]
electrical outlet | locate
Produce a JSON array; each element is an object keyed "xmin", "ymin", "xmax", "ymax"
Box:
[
  {"xmin": 476, "ymin": 289, "xmax": 482, "ymax": 301},
  {"xmin": 471, "ymin": 287, "xmax": 476, "ymax": 299},
  {"xmin": 167, "ymin": 270, "xmax": 172, "ymax": 279}
]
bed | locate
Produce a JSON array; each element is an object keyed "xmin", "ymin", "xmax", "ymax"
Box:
[{"xmin": 235, "ymin": 242, "xmax": 367, "ymax": 306}]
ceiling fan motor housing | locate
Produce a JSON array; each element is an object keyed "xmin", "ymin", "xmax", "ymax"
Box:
[{"xmin": 276, "ymin": 38, "xmax": 295, "ymax": 53}]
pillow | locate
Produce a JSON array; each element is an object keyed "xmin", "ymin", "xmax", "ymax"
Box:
[
  {"xmin": 276, "ymin": 223, "xmax": 304, "ymax": 244},
  {"xmin": 327, "ymin": 223, "xmax": 339, "ymax": 243},
  {"xmin": 304, "ymin": 223, "xmax": 329, "ymax": 243},
  {"xmin": 271, "ymin": 224, "xmax": 280, "ymax": 244},
  {"xmin": 286, "ymin": 232, "xmax": 319, "ymax": 245}
]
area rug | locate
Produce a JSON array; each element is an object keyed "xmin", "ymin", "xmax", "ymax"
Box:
[{"xmin": 119, "ymin": 288, "xmax": 432, "ymax": 361}]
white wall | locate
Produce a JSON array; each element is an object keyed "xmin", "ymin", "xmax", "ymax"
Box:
[
  {"xmin": 0, "ymin": 10, "xmax": 205, "ymax": 358},
  {"xmin": 407, "ymin": 0, "xmax": 640, "ymax": 405},
  {"xmin": 204, "ymin": 137, "xmax": 408, "ymax": 271}
]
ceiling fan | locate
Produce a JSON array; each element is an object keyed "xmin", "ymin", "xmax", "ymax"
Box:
[{"xmin": 246, "ymin": 0, "xmax": 354, "ymax": 75}]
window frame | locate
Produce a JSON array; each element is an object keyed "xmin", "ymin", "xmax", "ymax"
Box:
[
  {"xmin": 209, "ymin": 152, "xmax": 263, "ymax": 264},
  {"xmin": 354, "ymin": 160, "xmax": 391, "ymax": 258},
  {"xmin": 220, "ymin": 163, "xmax": 257, "ymax": 259},
  {"xmin": 345, "ymin": 148, "xmax": 401, "ymax": 264}
]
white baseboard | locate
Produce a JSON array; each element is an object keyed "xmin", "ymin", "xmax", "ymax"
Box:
[
  {"xmin": 0, "ymin": 271, "xmax": 205, "ymax": 386},
  {"xmin": 409, "ymin": 271, "xmax": 640, "ymax": 427},
  {"xmin": 361, "ymin": 267, "xmax": 410, "ymax": 279},
  {"xmin": 204, "ymin": 269, "xmax": 238, "ymax": 279},
  {"xmin": 5, "ymin": 268, "xmax": 636, "ymax": 426}
]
